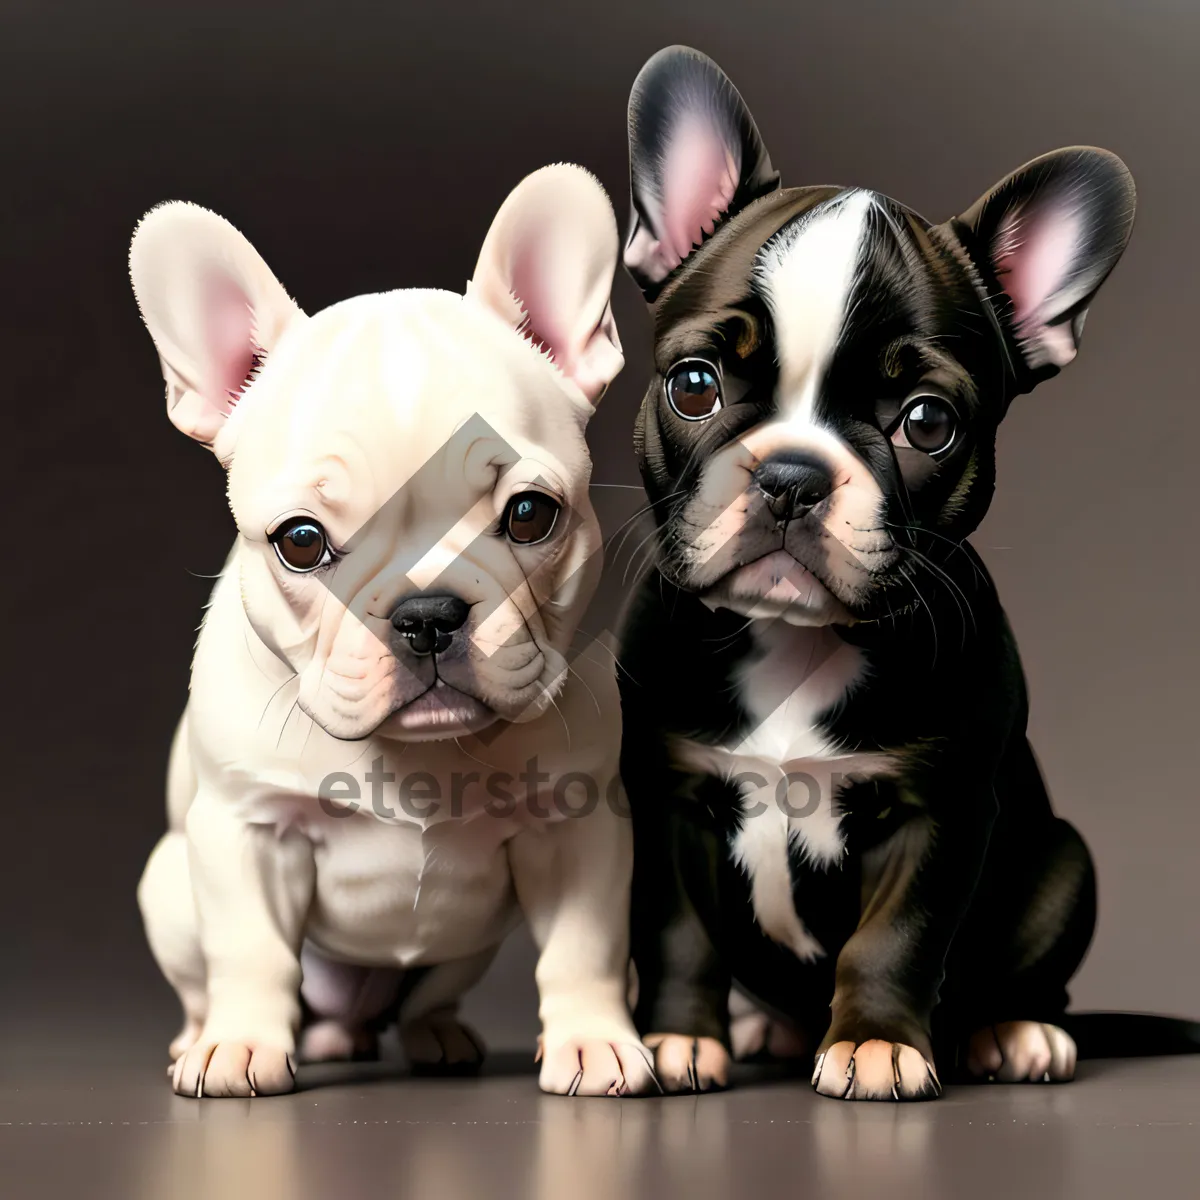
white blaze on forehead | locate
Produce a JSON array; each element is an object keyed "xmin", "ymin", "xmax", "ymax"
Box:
[{"xmin": 755, "ymin": 190, "xmax": 875, "ymax": 421}]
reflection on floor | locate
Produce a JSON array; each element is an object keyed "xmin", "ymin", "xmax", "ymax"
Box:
[{"xmin": 4, "ymin": 1046, "xmax": 1199, "ymax": 1200}]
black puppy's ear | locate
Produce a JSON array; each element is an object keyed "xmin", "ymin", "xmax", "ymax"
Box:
[
  {"xmin": 625, "ymin": 45, "xmax": 780, "ymax": 300},
  {"xmin": 948, "ymin": 147, "xmax": 1136, "ymax": 391}
]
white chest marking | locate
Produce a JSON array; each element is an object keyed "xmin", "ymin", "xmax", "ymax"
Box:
[{"xmin": 673, "ymin": 624, "xmax": 899, "ymax": 962}]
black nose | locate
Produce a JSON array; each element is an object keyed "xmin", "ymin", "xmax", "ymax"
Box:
[
  {"xmin": 754, "ymin": 453, "xmax": 835, "ymax": 518},
  {"xmin": 390, "ymin": 593, "xmax": 470, "ymax": 656}
]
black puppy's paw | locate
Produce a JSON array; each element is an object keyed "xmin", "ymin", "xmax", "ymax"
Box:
[
  {"xmin": 298, "ymin": 1019, "xmax": 381, "ymax": 1064},
  {"xmin": 729, "ymin": 1004, "xmax": 809, "ymax": 1063},
  {"xmin": 812, "ymin": 1040, "xmax": 941, "ymax": 1101},
  {"xmin": 401, "ymin": 1014, "xmax": 486, "ymax": 1076},
  {"xmin": 966, "ymin": 1022, "xmax": 1076, "ymax": 1083},
  {"xmin": 644, "ymin": 1033, "xmax": 730, "ymax": 1092}
]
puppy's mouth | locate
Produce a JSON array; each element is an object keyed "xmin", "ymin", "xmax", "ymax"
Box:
[
  {"xmin": 700, "ymin": 550, "xmax": 857, "ymax": 627},
  {"xmin": 376, "ymin": 681, "xmax": 496, "ymax": 741}
]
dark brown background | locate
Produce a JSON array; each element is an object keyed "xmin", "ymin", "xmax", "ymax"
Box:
[{"xmin": 3, "ymin": 0, "xmax": 1197, "ymax": 1063}]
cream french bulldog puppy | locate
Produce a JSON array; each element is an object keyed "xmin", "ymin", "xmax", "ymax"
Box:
[{"xmin": 132, "ymin": 165, "xmax": 656, "ymax": 1098}]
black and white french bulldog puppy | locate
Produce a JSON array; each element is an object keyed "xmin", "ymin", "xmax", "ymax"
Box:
[{"xmin": 617, "ymin": 46, "xmax": 1141, "ymax": 1100}]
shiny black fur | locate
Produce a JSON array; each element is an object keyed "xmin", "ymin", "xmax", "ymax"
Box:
[{"xmin": 616, "ymin": 47, "xmax": 1195, "ymax": 1092}]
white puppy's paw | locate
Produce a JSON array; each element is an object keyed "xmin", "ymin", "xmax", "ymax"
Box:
[
  {"xmin": 966, "ymin": 1021, "xmax": 1077, "ymax": 1083},
  {"xmin": 168, "ymin": 1018, "xmax": 204, "ymax": 1063},
  {"xmin": 644, "ymin": 1033, "xmax": 730, "ymax": 1093},
  {"xmin": 538, "ymin": 1035, "xmax": 659, "ymax": 1096},
  {"xmin": 401, "ymin": 1014, "xmax": 486, "ymax": 1075},
  {"xmin": 812, "ymin": 1040, "xmax": 941, "ymax": 1102},
  {"xmin": 171, "ymin": 1039, "xmax": 296, "ymax": 1098}
]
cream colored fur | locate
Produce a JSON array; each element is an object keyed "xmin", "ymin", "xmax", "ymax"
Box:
[{"xmin": 131, "ymin": 165, "xmax": 654, "ymax": 1098}]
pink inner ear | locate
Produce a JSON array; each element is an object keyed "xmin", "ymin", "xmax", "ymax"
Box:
[
  {"xmin": 203, "ymin": 273, "xmax": 258, "ymax": 405},
  {"xmin": 504, "ymin": 242, "xmax": 623, "ymax": 404},
  {"xmin": 661, "ymin": 114, "xmax": 742, "ymax": 263},
  {"xmin": 994, "ymin": 200, "xmax": 1082, "ymax": 328},
  {"xmin": 470, "ymin": 165, "xmax": 623, "ymax": 403},
  {"xmin": 509, "ymin": 254, "xmax": 565, "ymax": 364}
]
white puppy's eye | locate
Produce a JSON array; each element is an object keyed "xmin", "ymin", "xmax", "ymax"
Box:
[
  {"xmin": 888, "ymin": 395, "xmax": 958, "ymax": 457},
  {"xmin": 504, "ymin": 492, "xmax": 561, "ymax": 545},
  {"xmin": 665, "ymin": 358, "xmax": 722, "ymax": 421},
  {"xmin": 270, "ymin": 517, "xmax": 332, "ymax": 572}
]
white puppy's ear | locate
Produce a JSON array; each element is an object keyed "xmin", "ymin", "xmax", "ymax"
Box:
[
  {"xmin": 949, "ymin": 148, "xmax": 1135, "ymax": 389},
  {"xmin": 468, "ymin": 164, "xmax": 623, "ymax": 405},
  {"xmin": 129, "ymin": 202, "xmax": 303, "ymax": 452}
]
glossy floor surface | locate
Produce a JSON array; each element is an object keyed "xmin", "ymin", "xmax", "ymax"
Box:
[{"xmin": 4, "ymin": 1043, "xmax": 1198, "ymax": 1200}]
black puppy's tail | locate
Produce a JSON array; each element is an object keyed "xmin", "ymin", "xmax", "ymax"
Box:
[{"xmin": 1060, "ymin": 1012, "xmax": 1200, "ymax": 1059}]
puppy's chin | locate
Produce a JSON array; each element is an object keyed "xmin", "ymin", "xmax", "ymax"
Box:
[
  {"xmin": 374, "ymin": 684, "xmax": 498, "ymax": 743},
  {"xmin": 700, "ymin": 550, "xmax": 857, "ymax": 628}
]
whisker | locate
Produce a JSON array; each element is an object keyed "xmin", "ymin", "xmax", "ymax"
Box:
[
  {"xmin": 546, "ymin": 692, "xmax": 572, "ymax": 751},
  {"xmin": 564, "ymin": 660, "xmax": 603, "ymax": 719},
  {"xmin": 900, "ymin": 563, "xmax": 939, "ymax": 671},
  {"xmin": 571, "ymin": 634, "xmax": 639, "ymax": 688},
  {"xmin": 909, "ymin": 552, "xmax": 968, "ymax": 651},
  {"xmin": 884, "ymin": 520, "xmax": 989, "ymax": 589},
  {"xmin": 339, "ymin": 739, "xmax": 377, "ymax": 773},
  {"xmin": 904, "ymin": 545, "xmax": 978, "ymax": 647},
  {"xmin": 257, "ymin": 671, "xmax": 300, "ymax": 729},
  {"xmin": 622, "ymin": 525, "xmax": 663, "ymax": 588},
  {"xmin": 276, "ymin": 699, "xmax": 301, "ymax": 751},
  {"xmin": 298, "ymin": 709, "xmax": 318, "ymax": 764},
  {"xmin": 606, "ymin": 489, "xmax": 686, "ymax": 562},
  {"xmin": 452, "ymin": 736, "xmax": 505, "ymax": 774},
  {"xmin": 702, "ymin": 615, "xmax": 756, "ymax": 647},
  {"xmin": 628, "ymin": 539, "xmax": 663, "ymax": 591}
]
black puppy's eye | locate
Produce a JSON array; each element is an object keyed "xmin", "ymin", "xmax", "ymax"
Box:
[
  {"xmin": 665, "ymin": 359, "xmax": 722, "ymax": 421},
  {"xmin": 504, "ymin": 492, "xmax": 561, "ymax": 545},
  {"xmin": 890, "ymin": 396, "xmax": 957, "ymax": 457},
  {"xmin": 270, "ymin": 518, "xmax": 331, "ymax": 572}
]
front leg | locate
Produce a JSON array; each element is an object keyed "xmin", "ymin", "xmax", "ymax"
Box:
[
  {"xmin": 813, "ymin": 783, "xmax": 996, "ymax": 1102},
  {"xmin": 508, "ymin": 783, "xmax": 658, "ymax": 1097},
  {"xmin": 173, "ymin": 792, "xmax": 316, "ymax": 1098},
  {"xmin": 631, "ymin": 799, "xmax": 733, "ymax": 1093}
]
